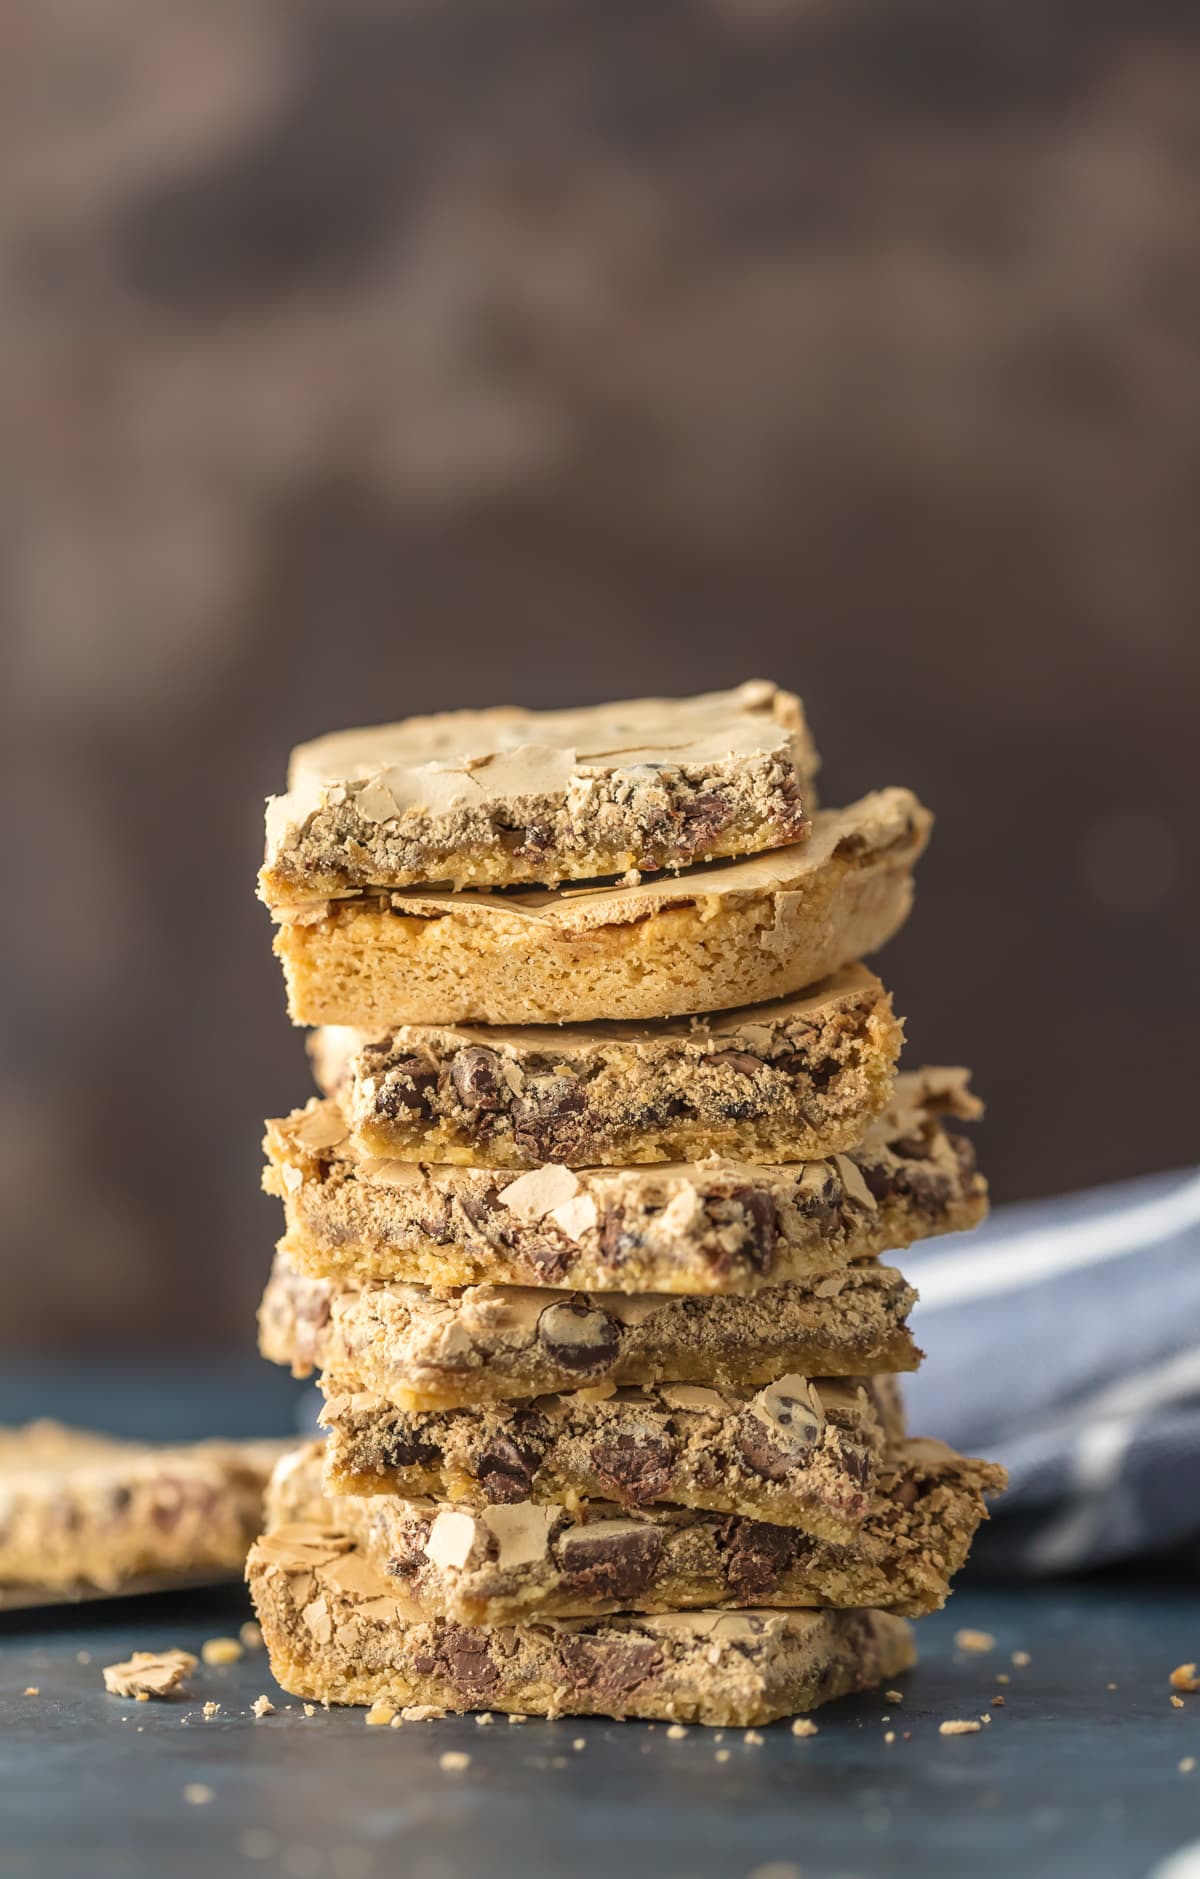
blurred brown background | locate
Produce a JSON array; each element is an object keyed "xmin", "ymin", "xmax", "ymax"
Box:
[{"xmin": 4, "ymin": 0, "xmax": 1197, "ymax": 1358}]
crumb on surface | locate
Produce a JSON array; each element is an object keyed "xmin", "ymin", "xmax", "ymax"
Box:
[
  {"xmin": 1011, "ymin": 1651, "xmax": 1031, "ymax": 1668},
  {"xmin": 508, "ymin": 1714, "xmax": 528, "ymax": 1726},
  {"xmin": 1171, "ymin": 1695, "xmax": 1185, "ymax": 1710},
  {"xmin": 202, "ymin": 1702, "xmax": 220, "ymax": 1719},
  {"xmin": 1107, "ymin": 1683, "xmax": 1118, "ymax": 1692},
  {"xmin": 201, "ymin": 1637, "xmax": 244, "ymax": 1667},
  {"xmin": 365, "ymin": 1700, "xmax": 396, "ymax": 1726},
  {"xmin": 995, "ymin": 1673, "xmax": 1010, "ymax": 1685},
  {"xmin": 980, "ymin": 1713, "xmax": 992, "ymax": 1725},
  {"xmin": 885, "ymin": 1731, "xmax": 896, "ymax": 1745},
  {"xmin": 954, "ymin": 1629, "xmax": 996, "ymax": 1654},
  {"xmin": 439, "ymin": 1751, "xmax": 471, "ymax": 1773},
  {"xmin": 103, "ymin": 1650, "xmax": 197, "ymax": 1700},
  {"xmin": 183, "ymin": 1785, "xmax": 214, "ymax": 1806},
  {"xmin": 714, "ymin": 1748, "xmax": 731, "ymax": 1763},
  {"xmin": 239, "ymin": 1622, "xmax": 265, "ymax": 1653},
  {"xmin": 744, "ymin": 1730, "xmax": 765, "ymax": 1746},
  {"xmin": 992, "ymin": 1695, "xmax": 1006, "ymax": 1706},
  {"xmin": 1170, "ymin": 1665, "xmax": 1200, "ymax": 1693},
  {"xmin": 475, "ymin": 1713, "xmax": 494, "ymax": 1727},
  {"xmin": 939, "ymin": 1720, "xmax": 982, "ymax": 1736},
  {"xmin": 304, "ymin": 1704, "xmax": 316, "ymax": 1718},
  {"xmin": 666, "ymin": 1724, "xmax": 688, "ymax": 1740},
  {"xmin": 791, "ymin": 1719, "xmax": 819, "ymax": 1738},
  {"xmin": 573, "ymin": 1738, "xmax": 585, "ymax": 1751},
  {"xmin": 23, "ymin": 1687, "xmax": 39, "ymax": 1696},
  {"xmin": 1180, "ymin": 1757, "xmax": 1196, "ymax": 1774},
  {"xmin": 885, "ymin": 1690, "xmax": 904, "ymax": 1704},
  {"xmin": 400, "ymin": 1704, "xmax": 446, "ymax": 1722},
  {"xmin": 251, "ymin": 1695, "xmax": 275, "ymax": 1719}
]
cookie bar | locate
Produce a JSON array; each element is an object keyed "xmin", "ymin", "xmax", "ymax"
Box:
[
  {"xmin": 0, "ymin": 1422, "xmax": 286, "ymax": 1603},
  {"xmin": 258, "ymin": 1255, "xmax": 921, "ymax": 1410},
  {"xmin": 248, "ymin": 1521, "xmax": 915, "ymax": 1723},
  {"xmin": 306, "ymin": 965, "xmax": 902, "ymax": 1170},
  {"xmin": 260, "ymin": 682, "xmax": 818, "ymax": 904},
  {"xmin": 269, "ymin": 1438, "xmax": 1005, "ymax": 1622},
  {"xmin": 263, "ymin": 1068, "xmax": 983, "ymax": 1295},
  {"xmin": 272, "ymin": 790, "xmax": 929, "ymax": 1029},
  {"xmin": 319, "ymin": 1376, "xmax": 907, "ymax": 1543}
]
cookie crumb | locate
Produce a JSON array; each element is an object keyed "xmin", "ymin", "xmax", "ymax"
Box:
[
  {"xmin": 400, "ymin": 1704, "xmax": 445, "ymax": 1722},
  {"xmin": 791, "ymin": 1719, "xmax": 819, "ymax": 1738},
  {"xmin": 954, "ymin": 1629, "xmax": 996, "ymax": 1654},
  {"xmin": 202, "ymin": 1701, "xmax": 220, "ymax": 1719},
  {"xmin": 885, "ymin": 1690, "xmax": 904, "ymax": 1704},
  {"xmin": 980, "ymin": 1713, "xmax": 992, "ymax": 1725},
  {"xmin": 201, "ymin": 1637, "xmax": 244, "ymax": 1667},
  {"xmin": 714, "ymin": 1748, "xmax": 731, "ymax": 1763},
  {"xmin": 304, "ymin": 1703, "xmax": 316, "ymax": 1718},
  {"xmin": 1180, "ymin": 1758, "xmax": 1196, "ymax": 1774},
  {"xmin": 744, "ymin": 1730, "xmax": 765, "ymax": 1746},
  {"xmin": 1171, "ymin": 1695, "xmax": 1185, "ymax": 1710},
  {"xmin": 1107, "ymin": 1683, "xmax": 1118, "ymax": 1692},
  {"xmin": 1170, "ymin": 1665, "xmax": 1200, "ymax": 1693},
  {"xmin": 23, "ymin": 1687, "xmax": 39, "ymax": 1697},
  {"xmin": 884, "ymin": 1731, "xmax": 896, "ymax": 1745},
  {"xmin": 992, "ymin": 1695, "xmax": 1006, "ymax": 1707},
  {"xmin": 183, "ymin": 1784, "xmax": 214, "ymax": 1806},
  {"xmin": 439, "ymin": 1751, "xmax": 471, "ymax": 1773},
  {"xmin": 365, "ymin": 1700, "xmax": 396, "ymax": 1726},
  {"xmin": 76, "ymin": 1652, "xmax": 91, "ymax": 1666},
  {"xmin": 251, "ymin": 1695, "xmax": 275, "ymax": 1719},
  {"xmin": 995, "ymin": 1673, "xmax": 1010, "ymax": 1685},
  {"xmin": 1011, "ymin": 1651, "xmax": 1031, "ymax": 1668},
  {"xmin": 475, "ymin": 1713, "xmax": 494, "ymax": 1726},
  {"xmin": 573, "ymin": 1738, "xmax": 586, "ymax": 1751},
  {"xmin": 940, "ymin": 1720, "xmax": 982, "ymax": 1736},
  {"xmin": 239, "ymin": 1622, "xmax": 265, "ymax": 1653},
  {"xmin": 507, "ymin": 1714, "xmax": 528, "ymax": 1726},
  {"xmin": 666, "ymin": 1724, "xmax": 688, "ymax": 1740},
  {"xmin": 103, "ymin": 1650, "xmax": 197, "ymax": 1700}
]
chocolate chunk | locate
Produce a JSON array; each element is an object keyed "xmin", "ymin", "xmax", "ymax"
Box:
[
  {"xmin": 375, "ymin": 1055, "xmax": 438, "ymax": 1118},
  {"xmin": 474, "ymin": 1432, "xmax": 540, "ymax": 1503},
  {"xmin": 726, "ymin": 1186, "xmax": 778, "ymax": 1268},
  {"xmin": 677, "ymin": 789, "xmax": 730, "ymax": 854},
  {"xmin": 588, "ymin": 1431, "xmax": 676, "ymax": 1506},
  {"xmin": 720, "ymin": 1517, "xmax": 800, "ymax": 1596},
  {"xmin": 449, "ymin": 1046, "xmax": 506, "ymax": 1112},
  {"xmin": 510, "ymin": 1075, "xmax": 590, "ymax": 1162},
  {"xmin": 379, "ymin": 1430, "xmax": 440, "ymax": 1473},
  {"xmin": 440, "ymin": 1625, "xmax": 501, "ymax": 1696},
  {"xmin": 536, "ymin": 1300, "xmax": 621, "ymax": 1373},
  {"xmin": 557, "ymin": 1636, "xmax": 662, "ymax": 1703},
  {"xmin": 735, "ymin": 1380, "xmax": 824, "ymax": 1482},
  {"xmin": 837, "ymin": 1441, "xmax": 872, "ymax": 1489},
  {"xmin": 598, "ymin": 1208, "xmax": 642, "ymax": 1267},
  {"xmin": 517, "ymin": 1237, "xmax": 573, "ymax": 1285},
  {"xmin": 559, "ymin": 1524, "xmax": 664, "ymax": 1600}
]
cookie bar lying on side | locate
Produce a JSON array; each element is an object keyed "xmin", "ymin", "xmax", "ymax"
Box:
[
  {"xmin": 306, "ymin": 964, "xmax": 902, "ymax": 1170},
  {"xmin": 318, "ymin": 1376, "xmax": 905, "ymax": 1542},
  {"xmin": 0, "ymin": 1422, "xmax": 287, "ymax": 1605},
  {"xmin": 264, "ymin": 1068, "xmax": 983, "ymax": 1295},
  {"xmin": 258, "ymin": 1256, "xmax": 922, "ymax": 1411},
  {"xmin": 271, "ymin": 790, "xmax": 929, "ymax": 1029},
  {"xmin": 248, "ymin": 1519, "xmax": 915, "ymax": 1725},
  {"xmin": 261, "ymin": 681, "xmax": 818, "ymax": 903}
]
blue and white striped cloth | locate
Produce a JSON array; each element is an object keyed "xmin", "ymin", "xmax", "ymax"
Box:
[{"xmin": 902, "ymin": 1167, "xmax": 1200, "ymax": 1574}]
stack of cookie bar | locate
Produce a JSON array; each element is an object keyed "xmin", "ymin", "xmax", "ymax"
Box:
[{"xmin": 249, "ymin": 682, "xmax": 1003, "ymax": 1727}]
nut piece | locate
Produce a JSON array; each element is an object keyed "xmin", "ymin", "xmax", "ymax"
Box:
[
  {"xmin": 103, "ymin": 1650, "xmax": 198, "ymax": 1700},
  {"xmin": 536, "ymin": 1300, "xmax": 620, "ymax": 1373}
]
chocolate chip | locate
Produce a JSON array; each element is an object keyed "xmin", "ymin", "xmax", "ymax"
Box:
[
  {"xmin": 510, "ymin": 1075, "xmax": 590, "ymax": 1161},
  {"xmin": 558, "ymin": 1523, "xmax": 664, "ymax": 1600},
  {"xmin": 837, "ymin": 1441, "xmax": 872, "ymax": 1489},
  {"xmin": 375, "ymin": 1055, "xmax": 438, "ymax": 1118},
  {"xmin": 598, "ymin": 1208, "xmax": 642, "ymax": 1267},
  {"xmin": 676, "ymin": 789, "xmax": 730, "ymax": 854},
  {"xmin": 474, "ymin": 1433, "xmax": 540, "ymax": 1503},
  {"xmin": 719, "ymin": 1518, "xmax": 800, "ymax": 1596},
  {"xmin": 735, "ymin": 1381, "xmax": 824, "ymax": 1482},
  {"xmin": 449, "ymin": 1046, "xmax": 506, "ymax": 1112},
  {"xmin": 589, "ymin": 1431, "xmax": 676, "ymax": 1506},
  {"xmin": 536, "ymin": 1300, "xmax": 620, "ymax": 1373}
]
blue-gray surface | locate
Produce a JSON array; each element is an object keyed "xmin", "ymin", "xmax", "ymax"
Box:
[{"xmin": 3, "ymin": 1576, "xmax": 1199, "ymax": 1879}]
